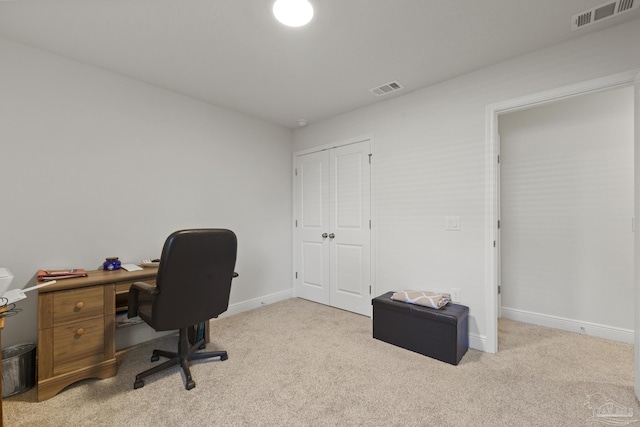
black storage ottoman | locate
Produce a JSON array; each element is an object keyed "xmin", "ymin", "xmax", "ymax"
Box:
[{"xmin": 372, "ymin": 291, "xmax": 469, "ymax": 365}]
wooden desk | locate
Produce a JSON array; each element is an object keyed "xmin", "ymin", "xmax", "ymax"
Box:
[{"xmin": 37, "ymin": 269, "xmax": 157, "ymax": 401}]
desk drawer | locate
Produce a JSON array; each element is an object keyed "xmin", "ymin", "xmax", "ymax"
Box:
[
  {"xmin": 53, "ymin": 287, "xmax": 104, "ymax": 326},
  {"xmin": 52, "ymin": 317, "xmax": 105, "ymax": 376}
]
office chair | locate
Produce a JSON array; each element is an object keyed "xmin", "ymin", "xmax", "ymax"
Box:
[{"xmin": 128, "ymin": 228, "xmax": 238, "ymax": 390}]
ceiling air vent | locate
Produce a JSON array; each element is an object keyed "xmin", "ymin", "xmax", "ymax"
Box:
[
  {"xmin": 571, "ymin": 0, "xmax": 638, "ymax": 30},
  {"xmin": 369, "ymin": 80, "xmax": 404, "ymax": 97}
]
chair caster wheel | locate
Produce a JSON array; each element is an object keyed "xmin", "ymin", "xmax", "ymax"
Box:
[
  {"xmin": 134, "ymin": 380, "xmax": 144, "ymax": 389},
  {"xmin": 186, "ymin": 380, "xmax": 196, "ymax": 390},
  {"xmin": 221, "ymin": 353, "xmax": 228, "ymax": 361},
  {"xmin": 151, "ymin": 355, "xmax": 160, "ymax": 362}
]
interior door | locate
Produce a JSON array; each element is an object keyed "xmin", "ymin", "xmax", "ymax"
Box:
[
  {"xmin": 295, "ymin": 150, "xmax": 330, "ymax": 305},
  {"xmin": 295, "ymin": 140, "xmax": 372, "ymax": 316},
  {"xmin": 328, "ymin": 143, "xmax": 371, "ymax": 315},
  {"xmin": 497, "ymin": 133, "xmax": 502, "ymax": 317}
]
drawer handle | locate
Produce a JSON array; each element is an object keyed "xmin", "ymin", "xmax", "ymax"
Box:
[
  {"xmin": 75, "ymin": 301, "xmax": 85, "ymax": 310},
  {"xmin": 75, "ymin": 328, "xmax": 85, "ymax": 336}
]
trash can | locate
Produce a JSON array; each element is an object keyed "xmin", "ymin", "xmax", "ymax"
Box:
[{"xmin": 2, "ymin": 343, "xmax": 36, "ymax": 398}]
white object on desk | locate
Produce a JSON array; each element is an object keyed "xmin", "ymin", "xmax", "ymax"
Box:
[
  {"xmin": 121, "ymin": 264, "xmax": 143, "ymax": 272},
  {"xmin": 2, "ymin": 280, "xmax": 57, "ymax": 304},
  {"xmin": 0, "ymin": 268, "xmax": 14, "ymax": 296},
  {"xmin": 140, "ymin": 259, "xmax": 160, "ymax": 268}
]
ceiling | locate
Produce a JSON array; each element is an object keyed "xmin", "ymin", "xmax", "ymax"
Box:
[{"xmin": 0, "ymin": 0, "xmax": 638, "ymax": 129}]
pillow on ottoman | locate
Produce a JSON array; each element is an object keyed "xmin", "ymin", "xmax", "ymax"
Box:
[{"xmin": 390, "ymin": 291, "xmax": 451, "ymax": 309}]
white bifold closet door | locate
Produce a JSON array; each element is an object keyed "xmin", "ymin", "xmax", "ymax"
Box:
[{"xmin": 295, "ymin": 140, "xmax": 371, "ymax": 316}]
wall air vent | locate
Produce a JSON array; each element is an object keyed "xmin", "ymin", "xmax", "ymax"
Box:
[
  {"xmin": 571, "ymin": 0, "xmax": 638, "ymax": 30},
  {"xmin": 369, "ymin": 80, "xmax": 404, "ymax": 97}
]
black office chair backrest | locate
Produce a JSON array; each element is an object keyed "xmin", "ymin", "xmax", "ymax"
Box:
[{"xmin": 152, "ymin": 229, "xmax": 237, "ymax": 331}]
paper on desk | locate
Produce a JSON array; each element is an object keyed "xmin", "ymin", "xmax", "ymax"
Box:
[
  {"xmin": 121, "ymin": 264, "xmax": 143, "ymax": 272},
  {"xmin": 3, "ymin": 280, "xmax": 57, "ymax": 304}
]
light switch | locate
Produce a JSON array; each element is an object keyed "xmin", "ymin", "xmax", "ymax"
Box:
[{"xmin": 446, "ymin": 216, "xmax": 460, "ymax": 231}]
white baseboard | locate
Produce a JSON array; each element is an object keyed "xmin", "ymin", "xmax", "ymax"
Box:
[
  {"xmin": 116, "ymin": 288, "xmax": 295, "ymax": 350},
  {"xmin": 118, "ymin": 289, "xmax": 493, "ymax": 353},
  {"xmin": 501, "ymin": 306, "xmax": 634, "ymax": 344},
  {"xmin": 221, "ymin": 288, "xmax": 295, "ymax": 318},
  {"xmin": 115, "ymin": 324, "xmax": 174, "ymax": 351},
  {"xmin": 469, "ymin": 333, "xmax": 489, "ymax": 352}
]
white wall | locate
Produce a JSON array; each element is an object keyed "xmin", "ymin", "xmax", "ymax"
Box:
[
  {"xmin": 292, "ymin": 18, "xmax": 640, "ymax": 350},
  {"xmin": 499, "ymin": 87, "xmax": 634, "ymax": 339},
  {"xmin": 0, "ymin": 37, "xmax": 293, "ymax": 348}
]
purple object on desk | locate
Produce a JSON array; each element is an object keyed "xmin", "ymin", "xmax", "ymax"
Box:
[{"xmin": 103, "ymin": 257, "xmax": 121, "ymax": 271}]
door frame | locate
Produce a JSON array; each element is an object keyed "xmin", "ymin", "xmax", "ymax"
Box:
[
  {"xmin": 292, "ymin": 133, "xmax": 375, "ymax": 313},
  {"xmin": 485, "ymin": 69, "xmax": 640, "ymax": 355}
]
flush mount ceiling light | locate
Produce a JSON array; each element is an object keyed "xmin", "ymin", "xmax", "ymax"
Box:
[{"xmin": 273, "ymin": 0, "xmax": 314, "ymax": 27}]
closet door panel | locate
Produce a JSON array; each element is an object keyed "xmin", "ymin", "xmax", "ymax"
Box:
[
  {"xmin": 295, "ymin": 151, "xmax": 330, "ymax": 304},
  {"xmin": 329, "ymin": 142, "xmax": 371, "ymax": 315}
]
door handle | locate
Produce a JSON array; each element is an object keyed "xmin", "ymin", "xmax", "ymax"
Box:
[
  {"xmin": 322, "ymin": 233, "xmax": 328, "ymax": 238},
  {"xmin": 329, "ymin": 233, "xmax": 335, "ymax": 239}
]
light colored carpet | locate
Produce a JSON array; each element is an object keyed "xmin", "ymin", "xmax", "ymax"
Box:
[{"xmin": 4, "ymin": 298, "xmax": 638, "ymax": 426}]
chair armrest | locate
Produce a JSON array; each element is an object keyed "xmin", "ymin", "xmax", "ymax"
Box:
[
  {"xmin": 131, "ymin": 281, "xmax": 159, "ymax": 294},
  {"xmin": 128, "ymin": 281, "xmax": 159, "ymax": 318},
  {"xmin": 233, "ymin": 272, "xmax": 238, "ymax": 278}
]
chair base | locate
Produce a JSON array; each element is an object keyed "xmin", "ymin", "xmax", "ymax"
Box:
[{"xmin": 133, "ymin": 326, "xmax": 227, "ymax": 390}]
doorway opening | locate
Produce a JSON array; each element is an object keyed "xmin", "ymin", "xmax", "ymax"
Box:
[
  {"xmin": 498, "ymin": 86, "xmax": 634, "ymax": 345},
  {"xmin": 485, "ymin": 70, "xmax": 640, "ymax": 354}
]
